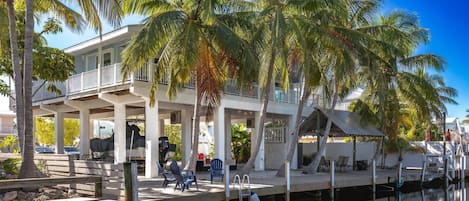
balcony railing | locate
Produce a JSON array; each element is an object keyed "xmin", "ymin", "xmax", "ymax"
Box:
[
  {"xmin": 69, "ymin": 63, "xmax": 136, "ymax": 93},
  {"xmin": 31, "ymin": 80, "xmax": 67, "ymax": 102},
  {"xmin": 224, "ymin": 79, "xmax": 259, "ymax": 99},
  {"xmin": 29, "ymin": 62, "xmax": 311, "ymax": 105}
]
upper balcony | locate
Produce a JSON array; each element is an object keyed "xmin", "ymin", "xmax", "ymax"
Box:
[
  {"xmin": 29, "ymin": 25, "xmax": 317, "ymax": 107},
  {"xmin": 32, "ymin": 62, "xmax": 317, "ymax": 106}
]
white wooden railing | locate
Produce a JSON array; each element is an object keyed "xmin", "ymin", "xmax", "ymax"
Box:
[{"xmin": 30, "ymin": 62, "xmax": 308, "ymax": 105}]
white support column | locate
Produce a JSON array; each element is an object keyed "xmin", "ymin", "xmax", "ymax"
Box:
[
  {"xmin": 114, "ymin": 103, "xmax": 127, "ymax": 164},
  {"xmin": 64, "ymin": 100, "xmax": 96, "ymax": 159},
  {"xmin": 79, "ymin": 109, "xmax": 90, "ymax": 159},
  {"xmin": 253, "ymin": 111, "xmax": 265, "ymax": 171},
  {"xmin": 55, "ymin": 112, "xmax": 65, "ymax": 154},
  {"xmin": 214, "ymin": 105, "xmax": 225, "ymax": 162},
  {"xmin": 160, "ymin": 119, "xmax": 165, "ymax": 136},
  {"xmin": 97, "ymin": 43, "xmax": 102, "ymax": 90},
  {"xmin": 289, "ymin": 115, "xmax": 298, "ymax": 169},
  {"xmin": 98, "ymin": 93, "xmax": 143, "ymax": 164},
  {"xmin": 89, "ymin": 119, "xmax": 94, "ymax": 139},
  {"xmin": 181, "ymin": 109, "xmax": 193, "ymax": 166},
  {"xmin": 145, "ymin": 99, "xmax": 159, "ymax": 178}
]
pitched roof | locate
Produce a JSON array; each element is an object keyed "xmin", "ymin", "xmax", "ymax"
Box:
[{"xmin": 299, "ymin": 108, "xmax": 384, "ymax": 137}]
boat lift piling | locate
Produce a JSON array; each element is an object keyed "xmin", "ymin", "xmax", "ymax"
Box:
[
  {"xmin": 330, "ymin": 160, "xmax": 335, "ymax": 200},
  {"xmin": 397, "ymin": 162, "xmax": 403, "ymax": 189},
  {"xmin": 371, "ymin": 160, "xmax": 376, "ymax": 194},
  {"xmin": 285, "ymin": 160, "xmax": 291, "ymax": 201},
  {"xmin": 420, "ymin": 160, "xmax": 427, "ymax": 185}
]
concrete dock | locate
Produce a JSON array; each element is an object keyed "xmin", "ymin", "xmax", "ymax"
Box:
[{"xmin": 137, "ymin": 168, "xmax": 424, "ymax": 201}]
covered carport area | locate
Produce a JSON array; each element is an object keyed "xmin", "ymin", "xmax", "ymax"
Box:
[{"xmin": 299, "ymin": 108, "xmax": 385, "ymax": 170}]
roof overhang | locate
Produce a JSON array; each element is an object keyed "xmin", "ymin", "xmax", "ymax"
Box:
[{"xmin": 64, "ymin": 25, "xmax": 142, "ymax": 55}]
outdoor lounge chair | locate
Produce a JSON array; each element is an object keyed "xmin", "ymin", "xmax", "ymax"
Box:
[
  {"xmin": 209, "ymin": 158, "xmax": 224, "ymax": 183},
  {"xmin": 156, "ymin": 162, "xmax": 176, "ymax": 187},
  {"xmin": 336, "ymin": 156, "xmax": 349, "ymax": 172},
  {"xmin": 169, "ymin": 160, "xmax": 198, "ymax": 191}
]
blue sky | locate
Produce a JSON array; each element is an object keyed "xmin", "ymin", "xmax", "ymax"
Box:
[
  {"xmin": 37, "ymin": 1, "xmax": 469, "ymax": 120},
  {"xmin": 381, "ymin": 0, "xmax": 469, "ymax": 120}
]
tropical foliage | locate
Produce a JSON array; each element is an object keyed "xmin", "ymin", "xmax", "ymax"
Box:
[
  {"xmin": 0, "ymin": 0, "xmax": 457, "ymax": 177},
  {"xmin": 1, "ymin": 0, "xmax": 123, "ymax": 178},
  {"xmin": 231, "ymin": 124, "xmax": 250, "ymax": 164},
  {"xmin": 0, "ymin": 135, "xmax": 19, "ymax": 153},
  {"xmin": 34, "ymin": 117, "xmax": 80, "ymax": 146},
  {"xmin": 121, "ymin": 0, "xmax": 258, "ymax": 171},
  {"xmin": 164, "ymin": 125, "xmax": 182, "ymax": 161}
]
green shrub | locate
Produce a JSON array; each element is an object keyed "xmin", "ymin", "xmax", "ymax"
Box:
[
  {"xmin": 165, "ymin": 125, "xmax": 182, "ymax": 161},
  {"xmin": 231, "ymin": 124, "xmax": 250, "ymax": 163},
  {"xmin": 0, "ymin": 158, "xmax": 21, "ymax": 175}
]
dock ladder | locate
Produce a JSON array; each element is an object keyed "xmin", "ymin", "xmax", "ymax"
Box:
[{"xmin": 233, "ymin": 174, "xmax": 251, "ymax": 201}]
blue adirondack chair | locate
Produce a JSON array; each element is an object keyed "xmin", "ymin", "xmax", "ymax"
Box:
[
  {"xmin": 169, "ymin": 160, "xmax": 198, "ymax": 191},
  {"xmin": 209, "ymin": 158, "xmax": 224, "ymax": 184},
  {"xmin": 156, "ymin": 162, "xmax": 176, "ymax": 187}
]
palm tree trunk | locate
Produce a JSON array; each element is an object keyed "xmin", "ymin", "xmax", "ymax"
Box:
[
  {"xmin": 240, "ymin": 39, "xmax": 277, "ymax": 174},
  {"xmin": 303, "ymin": 90, "xmax": 339, "ymax": 174},
  {"xmin": 19, "ymin": 0, "xmax": 38, "ymax": 179},
  {"xmin": 185, "ymin": 78, "xmax": 202, "ymax": 171},
  {"xmin": 276, "ymin": 75, "xmax": 308, "ymax": 176},
  {"xmin": 6, "ymin": 0, "xmax": 25, "ymax": 154}
]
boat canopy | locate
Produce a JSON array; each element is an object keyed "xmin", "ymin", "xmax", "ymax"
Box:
[{"xmin": 299, "ymin": 108, "xmax": 384, "ymax": 137}]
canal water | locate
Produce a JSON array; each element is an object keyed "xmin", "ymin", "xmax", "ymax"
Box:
[{"xmin": 256, "ymin": 182, "xmax": 468, "ymax": 201}]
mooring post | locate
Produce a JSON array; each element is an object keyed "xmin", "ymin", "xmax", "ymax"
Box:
[
  {"xmin": 397, "ymin": 162, "xmax": 403, "ymax": 188},
  {"xmin": 371, "ymin": 160, "xmax": 376, "ymax": 194},
  {"xmin": 95, "ymin": 176, "xmax": 103, "ymax": 198},
  {"xmin": 224, "ymin": 163, "xmax": 230, "ymax": 201},
  {"xmin": 444, "ymin": 157, "xmax": 449, "ymax": 187},
  {"xmin": 462, "ymin": 155, "xmax": 466, "ymax": 181},
  {"xmin": 124, "ymin": 162, "xmax": 138, "ymax": 201},
  {"xmin": 462, "ymin": 173, "xmax": 466, "ymax": 201},
  {"xmin": 330, "ymin": 160, "xmax": 335, "ymax": 200},
  {"xmin": 285, "ymin": 160, "xmax": 291, "ymax": 201},
  {"xmin": 457, "ymin": 155, "xmax": 460, "ymax": 180},
  {"xmin": 421, "ymin": 160, "xmax": 427, "ymax": 185}
]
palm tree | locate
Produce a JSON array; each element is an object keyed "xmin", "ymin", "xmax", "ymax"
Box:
[
  {"xmin": 298, "ymin": 0, "xmax": 381, "ymax": 174},
  {"xmin": 4, "ymin": 0, "xmax": 24, "ymax": 162},
  {"xmin": 464, "ymin": 110, "xmax": 469, "ymax": 124},
  {"xmin": 121, "ymin": 0, "xmax": 258, "ymax": 171},
  {"xmin": 348, "ymin": 11, "xmax": 457, "ymax": 168},
  {"xmin": 398, "ymin": 70, "xmax": 457, "ymax": 143},
  {"xmin": 3, "ymin": 0, "xmax": 122, "ymax": 178},
  {"xmin": 355, "ymin": 11, "xmax": 448, "ymax": 144},
  {"xmin": 240, "ymin": 0, "xmax": 344, "ymax": 174},
  {"xmin": 19, "ymin": 0, "xmax": 35, "ymax": 179}
]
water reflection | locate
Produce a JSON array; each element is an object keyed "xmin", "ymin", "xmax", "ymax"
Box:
[
  {"xmin": 379, "ymin": 183, "xmax": 467, "ymax": 201},
  {"xmin": 260, "ymin": 182, "xmax": 469, "ymax": 201}
]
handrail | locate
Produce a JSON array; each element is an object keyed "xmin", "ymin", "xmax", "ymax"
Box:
[{"xmin": 233, "ymin": 174, "xmax": 251, "ymax": 201}]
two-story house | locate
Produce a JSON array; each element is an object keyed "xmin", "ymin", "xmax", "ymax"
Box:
[{"xmin": 31, "ymin": 25, "xmax": 316, "ymax": 177}]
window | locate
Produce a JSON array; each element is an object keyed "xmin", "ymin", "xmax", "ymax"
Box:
[
  {"xmin": 103, "ymin": 52, "xmax": 112, "ymax": 66},
  {"xmin": 265, "ymin": 127, "xmax": 286, "ymax": 143},
  {"xmin": 86, "ymin": 54, "xmax": 98, "ymax": 71},
  {"xmin": 102, "ymin": 48, "xmax": 113, "ymax": 67},
  {"xmin": 85, "ymin": 48, "xmax": 114, "ymax": 70}
]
